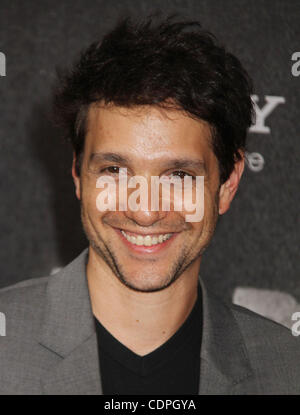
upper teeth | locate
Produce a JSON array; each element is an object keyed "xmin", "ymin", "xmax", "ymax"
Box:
[{"xmin": 121, "ymin": 231, "xmax": 172, "ymax": 246}]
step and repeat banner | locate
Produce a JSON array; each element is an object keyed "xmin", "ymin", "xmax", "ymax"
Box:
[{"xmin": 0, "ymin": 0, "xmax": 299, "ymax": 327}]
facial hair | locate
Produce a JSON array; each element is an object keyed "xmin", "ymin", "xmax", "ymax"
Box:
[{"xmin": 80, "ymin": 188, "xmax": 219, "ymax": 293}]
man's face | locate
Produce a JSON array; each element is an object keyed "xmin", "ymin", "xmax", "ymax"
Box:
[{"xmin": 73, "ymin": 103, "xmax": 240, "ymax": 292}]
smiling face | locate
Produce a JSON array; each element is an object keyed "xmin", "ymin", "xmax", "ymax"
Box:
[{"xmin": 72, "ymin": 102, "xmax": 243, "ymax": 292}]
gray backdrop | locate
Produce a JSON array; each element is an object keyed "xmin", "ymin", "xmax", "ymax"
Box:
[{"xmin": 0, "ymin": 0, "xmax": 299, "ymax": 314}]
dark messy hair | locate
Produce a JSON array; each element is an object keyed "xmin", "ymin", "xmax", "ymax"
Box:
[{"xmin": 52, "ymin": 14, "xmax": 254, "ymax": 183}]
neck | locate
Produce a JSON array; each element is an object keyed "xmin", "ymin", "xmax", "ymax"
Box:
[{"xmin": 87, "ymin": 246, "xmax": 201, "ymax": 356}]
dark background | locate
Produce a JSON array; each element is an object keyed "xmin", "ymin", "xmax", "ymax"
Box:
[{"xmin": 0, "ymin": 0, "xmax": 299, "ymax": 305}]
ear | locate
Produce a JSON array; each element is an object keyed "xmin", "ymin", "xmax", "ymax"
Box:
[
  {"xmin": 71, "ymin": 153, "xmax": 81, "ymax": 200},
  {"xmin": 218, "ymin": 154, "xmax": 245, "ymax": 215}
]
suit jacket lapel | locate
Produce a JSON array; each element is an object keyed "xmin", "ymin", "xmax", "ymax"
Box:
[
  {"xmin": 41, "ymin": 333, "xmax": 101, "ymax": 395},
  {"xmin": 39, "ymin": 248, "xmax": 102, "ymax": 395},
  {"xmin": 38, "ymin": 247, "xmax": 254, "ymax": 395},
  {"xmin": 198, "ymin": 277, "xmax": 254, "ymax": 394}
]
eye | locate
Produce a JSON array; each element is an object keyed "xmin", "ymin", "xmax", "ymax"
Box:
[
  {"xmin": 101, "ymin": 166, "xmax": 120, "ymax": 174},
  {"xmin": 171, "ymin": 170, "xmax": 196, "ymax": 180}
]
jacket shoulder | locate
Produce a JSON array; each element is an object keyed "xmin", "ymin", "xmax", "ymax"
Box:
[
  {"xmin": 231, "ymin": 301, "xmax": 296, "ymax": 338},
  {"xmin": 230, "ymin": 301, "xmax": 300, "ymax": 390},
  {"xmin": 0, "ymin": 275, "xmax": 49, "ymax": 293},
  {"xmin": 0, "ymin": 275, "xmax": 58, "ymax": 394},
  {"xmin": 0, "ymin": 276, "xmax": 50, "ymax": 320}
]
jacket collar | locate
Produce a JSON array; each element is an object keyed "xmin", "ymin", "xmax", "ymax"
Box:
[
  {"xmin": 39, "ymin": 248, "xmax": 102, "ymax": 394},
  {"xmin": 39, "ymin": 248, "xmax": 253, "ymax": 394},
  {"xmin": 39, "ymin": 248, "xmax": 94, "ymax": 358},
  {"xmin": 198, "ymin": 278, "xmax": 253, "ymax": 393}
]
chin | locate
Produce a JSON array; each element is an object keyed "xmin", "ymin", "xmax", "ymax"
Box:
[{"xmin": 119, "ymin": 273, "xmax": 175, "ymax": 293}]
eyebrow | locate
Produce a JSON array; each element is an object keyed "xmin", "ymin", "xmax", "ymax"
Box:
[
  {"xmin": 89, "ymin": 152, "xmax": 129, "ymax": 165},
  {"xmin": 163, "ymin": 158, "xmax": 206, "ymax": 172},
  {"xmin": 89, "ymin": 152, "xmax": 206, "ymax": 172}
]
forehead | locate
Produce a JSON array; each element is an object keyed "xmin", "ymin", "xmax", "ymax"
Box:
[{"xmin": 84, "ymin": 102, "xmax": 214, "ymax": 162}]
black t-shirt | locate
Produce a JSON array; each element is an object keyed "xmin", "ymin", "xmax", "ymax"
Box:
[{"xmin": 94, "ymin": 283, "xmax": 202, "ymax": 395}]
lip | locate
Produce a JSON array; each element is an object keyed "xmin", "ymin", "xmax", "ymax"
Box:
[
  {"xmin": 114, "ymin": 228, "xmax": 179, "ymax": 254},
  {"xmin": 117, "ymin": 228, "xmax": 174, "ymax": 237}
]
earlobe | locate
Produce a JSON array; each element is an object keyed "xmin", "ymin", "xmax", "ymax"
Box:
[
  {"xmin": 71, "ymin": 155, "xmax": 81, "ymax": 200},
  {"xmin": 218, "ymin": 156, "xmax": 245, "ymax": 215}
]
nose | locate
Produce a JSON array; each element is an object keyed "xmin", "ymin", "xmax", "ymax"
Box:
[
  {"xmin": 123, "ymin": 176, "xmax": 168, "ymax": 227},
  {"xmin": 124, "ymin": 207, "xmax": 167, "ymax": 227}
]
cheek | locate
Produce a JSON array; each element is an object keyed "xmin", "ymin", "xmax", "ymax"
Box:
[
  {"xmin": 202, "ymin": 184, "xmax": 219, "ymax": 228},
  {"xmin": 204, "ymin": 185, "xmax": 215, "ymax": 209},
  {"xmin": 184, "ymin": 181, "xmax": 217, "ymax": 225},
  {"xmin": 81, "ymin": 179, "xmax": 102, "ymax": 214}
]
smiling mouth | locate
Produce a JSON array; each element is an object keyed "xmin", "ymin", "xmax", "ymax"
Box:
[
  {"xmin": 121, "ymin": 230, "xmax": 172, "ymax": 246},
  {"xmin": 114, "ymin": 228, "xmax": 178, "ymax": 253}
]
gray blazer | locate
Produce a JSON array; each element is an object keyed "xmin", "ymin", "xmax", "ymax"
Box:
[{"xmin": 1, "ymin": 248, "xmax": 300, "ymax": 395}]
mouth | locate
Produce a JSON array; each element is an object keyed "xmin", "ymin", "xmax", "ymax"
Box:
[{"xmin": 114, "ymin": 228, "xmax": 179, "ymax": 254}]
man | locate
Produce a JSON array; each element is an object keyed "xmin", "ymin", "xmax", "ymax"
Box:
[{"xmin": 1, "ymin": 15, "xmax": 300, "ymax": 395}]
